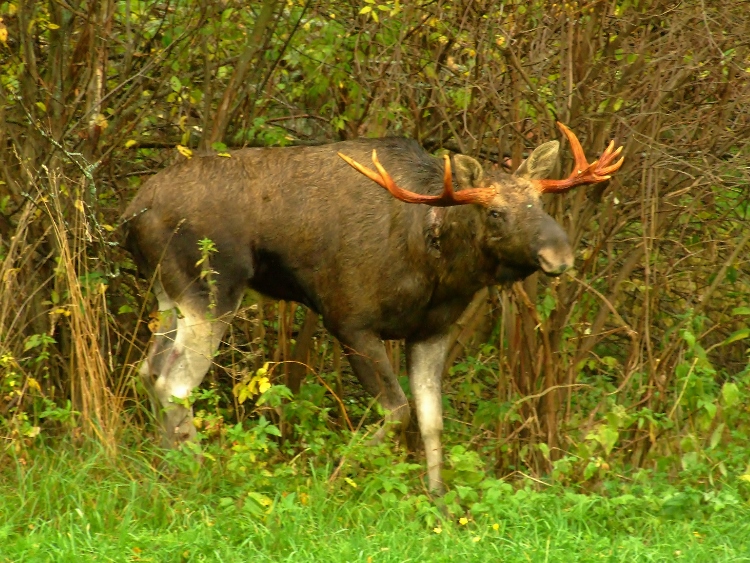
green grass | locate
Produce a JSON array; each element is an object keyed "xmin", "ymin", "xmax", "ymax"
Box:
[{"xmin": 1, "ymin": 440, "xmax": 749, "ymax": 562}]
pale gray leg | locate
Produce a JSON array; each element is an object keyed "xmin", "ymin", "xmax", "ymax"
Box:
[
  {"xmin": 140, "ymin": 283, "xmax": 236, "ymax": 447},
  {"xmin": 406, "ymin": 333, "xmax": 450, "ymax": 494}
]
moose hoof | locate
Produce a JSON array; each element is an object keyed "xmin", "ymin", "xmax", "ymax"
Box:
[{"xmin": 160, "ymin": 411, "xmax": 197, "ymax": 449}]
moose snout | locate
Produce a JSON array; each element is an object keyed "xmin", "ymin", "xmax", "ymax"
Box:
[
  {"xmin": 537, "ymin": 244, "xmax": 574, "ymax": 276},
  {"xmin": 535, "ymin": 216, "xmax": 575, "ymax": 276}
]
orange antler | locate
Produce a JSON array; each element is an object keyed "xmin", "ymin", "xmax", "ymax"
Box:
[
  {"xmin": 338, "ymin": 150, "xmax": 496, "ymax": 207},
  {"xmin": 535, "ymin": 122, "xmax": 624, "ymax": 193}
]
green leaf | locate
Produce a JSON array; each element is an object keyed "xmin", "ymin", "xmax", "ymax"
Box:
[
  {"xmin": 701, "ymin": 401, "xmax": 717, "ymax": 421},
  {"xmin": 732, "ymin": 307, "xmax": 750, "ymax": 316},
  {"xmin": 723, "ymin": 328, "xmax": 750, "ymax": 346},
  {"xmin": 722, "ymin": 382, "xmax": 740, "ymax": 408},
  {"xmin": 265, "ymin": 424, "xmax": 282, "ymax": 437},
  {"xmin": 537, "ymin": 442, "xmax": 550, "ymax": 461},
  {"xmin": 24, "ymin": 334, "xmax": 55, "ymax": 351},
  {"xmin": 601, "ymin": 356, "xmax": 619, "ymax": 369},
  {"xmin": 682, "ymin": 330, "xmax": 696, "ymax": 349},
  {"xmin": 675, "ymin": 362, "xmax": 691, "ymax": 379},
  {"xmin": 709, "ymin": 423, "xmax": 725, "ymax": 450},
  {"xmin": 599, "ymin": 426, "xmax": 619, "ymax": 456},
  {"xmin": 170, "ymin": 75, "xmax": 182, "ymax": 92}
]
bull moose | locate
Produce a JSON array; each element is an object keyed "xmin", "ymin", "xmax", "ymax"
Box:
[{"xmin": 123, "ymin": 123, "xmax": 623, "ymax": 493}]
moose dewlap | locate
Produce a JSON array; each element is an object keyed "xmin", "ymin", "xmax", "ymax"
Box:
[{"xmin": 122, "ymin": 123, "xmax": 623, "ymax": 493}]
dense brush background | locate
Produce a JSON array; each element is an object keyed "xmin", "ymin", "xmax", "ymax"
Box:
[{"xmin": 1, "ymin": 0, "xmax": 749, "ymax": 494}]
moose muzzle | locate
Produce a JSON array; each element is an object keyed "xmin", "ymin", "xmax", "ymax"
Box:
[{"xmin": 537, "ymin": 244, "xmax": 574, "ymax": 276}]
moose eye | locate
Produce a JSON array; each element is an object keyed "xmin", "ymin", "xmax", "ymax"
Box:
[{"xmin": 488, "ymin": 209, "xmax": 505, "ymax": 220}]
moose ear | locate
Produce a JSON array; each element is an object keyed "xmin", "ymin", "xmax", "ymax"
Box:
[
  {"xmin": 513, "ymin": 140, "xmax": 560, "ymax": 180},
  {"xmin": 453, "ymin": 155, "xmax": 485, "ymax": 188}
]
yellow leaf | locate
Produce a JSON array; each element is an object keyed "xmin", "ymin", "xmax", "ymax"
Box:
[
  {"xmin": 0, "ymin": 23, "xmax": 7, "ymax": 44},
  {"xmin": 47, "ymin": 22, "xmax": 60, "ymax": 30},
  {"xmin": 237, "ymin": 385, "xmax": 251, "ymax": 405},
  {"xmin": 101, "ymin": 224, "xmax": 115, "ymax": 232},
  {"xmin": 36, "ymin": 101, "xmax": 47, "ymax": 113},
  {"xmin": 94, "ymin": 113, "xmax": 108, "ymax": 129},
  {"xmin": 739, "ymin": 474, "xmax": 750, "ymax": 483},
  {"xmin": 257, "ymin": 377, "xmax": 271, "ymax": 394},
  {"xmin": 232, "ymin": 381, "xmax": 245, "ymax": 402},
  {"xmin": 177, "ymin": 145, "xmax": 193, "ymax": 159},
  {"xmin": 433, "ymin": 527, "xmax": 442, "ymax": 534},
  {"xmin": 74, "ymin": 200, "xmax": 85, "ymax": 212},
  {"xmin": 217, "ymin": 152, "xmax": 231, "ymax": 158},
  {"xmin": 27, "ymin": 377, "xmax": 41, "ymax": 392},
  {"xmin": 256, "ymin": 362, "xmax": 270, "ymax": 377},
  {"xmin": 247, "ymin": 378, "xmax": 258, "ymax": 396},
  {"xmin": 459, "ymin": 517, "xmax": 469, "ymax": 525},
  {"xmin": 125, "ymin": 139, "xmax": 137, "ymax": 148},
  {"xmin": 344, "ymin": 477, "xmax": 357, "ymax": 488}
]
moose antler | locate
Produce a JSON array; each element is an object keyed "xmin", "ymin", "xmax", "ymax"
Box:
[
  {"xmin": 535, "ymin": 122, "xmax": 624, "ymax": 193},
  {"xmin": 338, "ymin": 150, "xmax": 496, "ymax": 207}
]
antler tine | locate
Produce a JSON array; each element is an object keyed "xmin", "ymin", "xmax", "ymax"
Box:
[
  {"xmin": 441, "ymin": 154, "xmax": 456, "ymax": 201},
  {"xmin": 558, "ymin": 122, "xmax": 589, "ymax": 175},
  {"xmin": 337, "ymin": 151, "xmax": 386, "ymax": 188},
  {"xmin": 535, "ymin": 122, "xmax": 625, "ymax": 194},
  {"xmin": 338, "ymin": 150, "xmax": 495, "ymax": 207}
]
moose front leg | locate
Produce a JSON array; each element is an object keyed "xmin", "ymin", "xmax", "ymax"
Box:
[
  {"xmin": 337, "ymin": 330, "xmax": 410, "ymax": 444},
  {"xmin": 406, "ymin": 333, "xmax": 450, "ymax": 495}
]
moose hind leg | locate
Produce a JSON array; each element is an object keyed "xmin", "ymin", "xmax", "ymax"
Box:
[{"xmin": 140, "ymin": 284, "xmax": 234, "ymax": 447}]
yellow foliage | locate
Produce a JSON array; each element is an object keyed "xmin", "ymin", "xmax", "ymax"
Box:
[{"xmin": 176, "ymin": 145, "xmax": 193, "ymax": 159}]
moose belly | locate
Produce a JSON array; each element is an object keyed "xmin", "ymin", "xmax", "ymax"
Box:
[
  {"xmin": 376, "ymin": 292, "xmax": 475, "ymax": 341},
  {"xmin": 248, "ymin": 250, "xmax": 321, "ymax": 312}
]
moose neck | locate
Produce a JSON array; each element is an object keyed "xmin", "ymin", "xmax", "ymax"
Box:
[{"xmin": 431, "ymin": 204, "xmax": 495, "ymax": 298}]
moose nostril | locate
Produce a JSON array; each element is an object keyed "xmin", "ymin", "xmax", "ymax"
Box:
[{"xmin": 538, "ymin": 247, "xmax": 574, "ymax": 276}]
